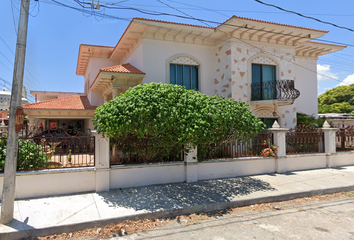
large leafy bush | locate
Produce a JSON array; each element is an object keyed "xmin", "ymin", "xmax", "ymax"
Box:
[
  {"xmin": 0, "ymin": 136, "xmax": 50, "ymax": 171},
  {"xmin": 94, "ymin": 83, "xmax": 264, "ymax": 162}
]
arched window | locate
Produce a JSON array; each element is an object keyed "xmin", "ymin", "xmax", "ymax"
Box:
[
  {"xmin": 251, "ymin": 56, "xmax": 278, "ymax": 101},
  {"xmin": 169, "ymin": 56, "xmax": 199, "ymax": 90}
]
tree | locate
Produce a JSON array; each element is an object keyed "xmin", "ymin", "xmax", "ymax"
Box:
[
  {"xmin": 94, "ymin": 83, "xmax": 264, "ymax": 162},
  {"xmin": 318, "ymin": 84, "xmax": 354, "ymax": 113},
  {"xmin": 296, "ymin": 112, "xmax": 325, "ymax": 129}
]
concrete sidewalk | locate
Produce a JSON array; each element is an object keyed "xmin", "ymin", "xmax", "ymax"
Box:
[{"xmin": 2, "ymin": 166, "xmax": 354, "ymax": 239}]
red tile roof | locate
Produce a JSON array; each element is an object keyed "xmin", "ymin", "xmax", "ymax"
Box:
[
  {"xmin": 309, "ymin": 41, "xmax": 346, "ymax": 48},
  {"xmin": 90, "ymin": 63, "xmax": 145, "ymax": 89},
  {"xmin": 0, "ymin": 110, "xmax": 9, "ymax": 119},
  {"xmin": 101, "ymin": 63, "xmax": 145, "ymax": 74},
  {"xmin": 22, "ymin": 96, "xmax": 96, "ymax": 110},
  {"xmin": 80, "ymin": 44, "xmax": 114, "ymax": 48},
  {"xmin": 133, "ymin": 17, "xmax": 213, "ymax": 29},
  {"xmin": 218, "ymin": 15, "xmax": 328, "ymax": 33}
]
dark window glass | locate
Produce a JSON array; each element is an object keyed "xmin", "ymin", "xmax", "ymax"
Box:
[
  {"xmin": 170, "ymin": 64, "xmax": 198, "ymax": 90},
  {"xmin": 251, "ymin": 64, "xmax": 276, "ymax": 100}
]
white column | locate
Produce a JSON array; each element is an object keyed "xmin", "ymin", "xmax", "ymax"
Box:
[
  {"xmin": 268, "ymin": 120, "xmax": 289, "ymax": 173},
  {"xmin": 112, "ymin": 87, "xmax": 120, "ymax": 99},
  {"xmin": 322, "ymin": 121, "xmax": 337, "ymax": 167},
  {"xmin": 184, "ymin": 145, "xmax": 198, "ymax": 183},
  {"xmin": 92, "ymin": 130, "xmax": 110, "ymax": 192},
  {"xmin": 103, "ymin": 94, "xmax": 108, "ymax": 103}
]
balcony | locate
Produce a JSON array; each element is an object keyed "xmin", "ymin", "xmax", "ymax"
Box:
[{"xmin": 251, "ymin": 80, "xmax": 300, "ymax": 106}]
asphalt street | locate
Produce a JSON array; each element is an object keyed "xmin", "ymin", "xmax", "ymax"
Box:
[{"xmin": 118, "ymin": 193, "xmax": 354, "ymax": 240}]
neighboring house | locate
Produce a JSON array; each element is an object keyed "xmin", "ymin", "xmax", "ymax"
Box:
[
  {"xmin": 22, "ymin": 96, "xmax": 96, "ymax": 132},
  {"xmin": 0, "ymin": 110, "xmax": 9, "ymax": 133},
  {"xmin": 319, "ymin": 113, "xmax": 354, "ymax": 128},
  {"xmin": 26, "ymin": 16, "xmax": 346, "ymax": 129},
  {"xmin": 0, "ymin": 87, "xmax": 29, "ymax": 111}
]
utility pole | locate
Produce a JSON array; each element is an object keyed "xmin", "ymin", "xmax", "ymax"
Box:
[{"xmin": 1, "ymin": 0, "xmax": 30, "ymax": 224}]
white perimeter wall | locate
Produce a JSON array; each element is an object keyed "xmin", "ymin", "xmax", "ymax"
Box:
[
  {"xmin": 0, "ymin": 168, "xmax": 95, "ymax": 200},
  {"xmin": 140, "ymin": 39, "xmax": 215, "ymax": 96},
  {"xmin": 110, "ymin": 163, "xmax": 185, "ymax": 189},
  {"xmin": 2, "ymin": 152, "xmax": 354, "ymax": 200},
  {"xmin": 294, "ymin": 57, "xmax": 318, "ymax": 117}
]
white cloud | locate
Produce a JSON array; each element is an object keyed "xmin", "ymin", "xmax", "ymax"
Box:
[
  {"xmin": 339, "ymin": 73, "xmax": 354, "ymax": 86},
  {"xmin": 317, "ymin": 64, "xmax": 339, "ymax": 81}
]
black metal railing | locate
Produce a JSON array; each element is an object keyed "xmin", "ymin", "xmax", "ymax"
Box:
[
  {"xmin": 0, "ymin": 126, "xmax": 95, "ymax": 172},
  {"xmin": 336, "ymin": 126, "xmax": 354, "ymax": 151},
  {"xmin": 286, "ymin": 128, "xmax": 324, "ymax": 154},
  {"xmin": 251, "ymin": 80, "xmax": 300, "ymax": 101},
  {"xmin": 207, "ymin": 132, "xmax": 274, "ymax": 159}
]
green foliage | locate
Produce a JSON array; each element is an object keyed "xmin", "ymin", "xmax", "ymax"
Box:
[
  {"xmin": 318, "ymin": 84, "xmax": 354, "ymax": 113},
  {"xmin": 296, "ymin": 112, "xmax": 325, "ymax": 129},
  {"xmin": 94, "ymin": 82, "xmax": 265, "ymax": 162},
  {"xmin": 0, "ymin": 136, "xmax": 50, "ymax": 171}
]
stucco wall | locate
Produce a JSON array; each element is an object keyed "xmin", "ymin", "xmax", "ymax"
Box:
[
  {"xmin": 198, "ymin": 158, "xmax": 275, "ymax": 180},
  {"xmin": 88, "ymin": 89, "xmax": 104, "ymax": 107},
  {"xmin": 0, "ymin": 168, "xmax": 96, "ymax": 200},
  {"xmin": 141, "ymin": 39, "xmax": 215, "ymax": 96},
  {"xmin": 294, "ymin": 57, "xmax": 318, "ymax": 117},
  {"xmin": 124, "ymin": 41, "xmax": 143, "ymax": 71},
  {"xmin": 85, "ymin": 57, "xmax": 117, "ymax": 87},
  {"xmin": 110, "ymin": 163, "xmax": 185, "ymax": 189}
]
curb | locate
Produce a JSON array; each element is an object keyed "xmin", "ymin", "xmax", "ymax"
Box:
[{"xmin": 2, "ymin": 185, "xmax": 354, "ymax": 240}]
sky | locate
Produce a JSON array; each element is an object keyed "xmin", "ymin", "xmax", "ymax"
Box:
[{"xmin": 0, "ymin": 0, "xmax": 353, "ymax": 103}]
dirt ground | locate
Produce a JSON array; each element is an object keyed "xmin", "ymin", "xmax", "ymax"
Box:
[{"xmin": 21, "ymin": 192, "xmax": 354, "ymax": 240}]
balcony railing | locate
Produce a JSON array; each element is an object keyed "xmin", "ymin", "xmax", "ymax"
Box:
[{"xmin": 251, "ymin": 80, "xmax": 300, "ymax": 101}]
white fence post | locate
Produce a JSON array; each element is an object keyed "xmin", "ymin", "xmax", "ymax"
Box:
[
  {"xmin": 268, "ymin": 121, "xmax": 288, "ymax": 173},
  {"xmin": 92, "ymin": 130, "xmax": 110, "ymax": 192},
  {"xmin": 322, "ymin": 121, "xmax": 337, "ymax": 167},
  {"xmin": 184, "ymin": 145, "xmax": 198, "ymax": 183}
]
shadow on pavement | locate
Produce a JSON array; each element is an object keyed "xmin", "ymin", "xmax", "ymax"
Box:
[{"xmin": 97, "ymin": 177, "xmax": 276, "ymax": 212}]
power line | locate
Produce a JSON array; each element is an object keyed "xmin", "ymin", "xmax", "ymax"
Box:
[
  {"xmin": 11, "ymin": 0, "xmax": 18, "ymax": 36},
  {"xmin": 0, "ymin": 35, "xmax": 46, "ymax": 91},
  {"xmin": 45, "ymin": 0, "xmax": 349, "ymax": 83},
  {"xmin": 153, "ymin": 0, "xmax": 345, "ymax": 83},
  {"xmin": 72, "ymin": 0, "xmax": 354, "ymax": 47},
  {"xmin": 253, "ymin": 0, "xmax": 354, "ymax": 33},
  {"xmin": 105, "ymin": 1, "xmax": 354, "ymax": 17}
]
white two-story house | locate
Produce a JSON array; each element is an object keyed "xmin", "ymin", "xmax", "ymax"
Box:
[{"xmin": 24, "ymin": 16, "xmax": 346, "ymax": 129}]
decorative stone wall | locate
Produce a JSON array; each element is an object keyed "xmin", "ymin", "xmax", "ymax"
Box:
[
  {"xmin": 214, "ymin": 44, "xmax": 232, "ymax": 98},
  {"xmin": 214, "ymin": 41, "xmax": 298, "ymax": 128}
]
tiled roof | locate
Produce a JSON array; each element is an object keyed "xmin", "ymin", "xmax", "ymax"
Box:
[
  {"xmin": 0, "ymin": 110, "xmax": 9, "ymax": 119},
  {"xmin": 308, "ymin": 41, "xmax": 346, "ymax": 48},
  {"xmin": 22, "ymin": 96, "xmax": 96, "ymax": 110},
  {"xmin": 133, "ymin": 17, "xmax": 213, "ymax": 29},
  {"xmin": 219, "ymin": 15, "xmax": 328, "ymax": 33},
  {"xmin": 80, "ymin": 44, "xmax": 114, "ymax": 48},
  {"xmin": 101, "ymin": 63, "xmax": 145, "ymax": 74}
]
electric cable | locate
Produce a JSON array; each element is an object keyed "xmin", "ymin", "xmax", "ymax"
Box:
[{"xmin": 253, "ymin": 0, "xmax": 354, "ymax": 33}]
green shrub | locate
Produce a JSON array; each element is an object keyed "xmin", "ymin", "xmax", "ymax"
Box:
[
  {"xmin": 0, "ymin": 136, "xmax": 50, "ymax": 171},
  {"xmin": 296, "ymin": 112, "xmax": 325, "ymax": 129},
  {"xmin": 94, "ymin": 83, "xmax": 264, "ymax": 162}
]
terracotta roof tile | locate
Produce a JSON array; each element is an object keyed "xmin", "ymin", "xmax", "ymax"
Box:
[
  {"xmin": 101, "ymin": 63, "xmax": 145, "ymax": 74},
  {"xmin": 0, "ymin": 110, "xmax": 9, "ymax": 119},
  {"xmin": 218, "ymin": 15, "xmax": 329, "ymax": 33},
  {"xmin": 308, "ymin": 41, "xmax": 347, "ymax": 48},
  {"xmin": 133, "ymin": 17, "xmax": 213, "ymax": 29},
  {"xmin": 80, "ymin": 44, "xmax": 114, "ymax": 48},
  {"xmin": 90, "ymin": 63, "xmax": 145, "ymax": 89},
  {"xmin": 22, "ymin": 96, "xmax": 96, "ymax": 110}
]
